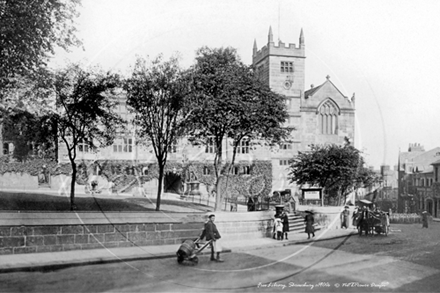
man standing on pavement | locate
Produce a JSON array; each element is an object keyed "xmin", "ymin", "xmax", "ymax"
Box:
[{"xmin": 204, "ymin": 214, "xmax": 224, "ymax": 262}]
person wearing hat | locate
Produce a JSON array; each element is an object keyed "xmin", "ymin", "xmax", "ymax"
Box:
[
  {"xmin": 204, "ymin": 214, "xmax": 224, "ymax": 262},
  {"xmin": 281, "ymin": 211, "xmax": 290, "ymax": 240},
  {"xmin": 304, "ymin": 210, "xmax": 315, "ymax": 239},
  {"xmin": 340, "ymin": 206, "xmax": 350, "ymax": 229}
]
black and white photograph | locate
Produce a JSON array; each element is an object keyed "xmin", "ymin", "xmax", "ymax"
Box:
[{"xmin": 0, "ymin": 1, "xmax": 439, "ymax": 292}]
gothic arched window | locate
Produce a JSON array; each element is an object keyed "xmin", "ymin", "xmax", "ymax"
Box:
[{"xmin": 318, "ymin": 100, "xmax": 339, "ymax": 135}]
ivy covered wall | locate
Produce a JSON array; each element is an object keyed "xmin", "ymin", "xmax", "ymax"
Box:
[{"xmin": 0, "ymin": 157, "xmax": 273, "ymax": 198}]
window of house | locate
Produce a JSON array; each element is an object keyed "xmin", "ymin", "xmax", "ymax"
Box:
[
  {"xmin": 318, "ymin": 100, "xmax": 339, "ymax": 135},
  {"xmin": 243, "ymin": 166, "xmax": 250, "ymax": 175},
  {"xmin": 205, "ymin": 137, "xmax": 215, "ymax": 154},
  {"xmin": 3, "ymin": 143, "xmax": 9, "ymax": 155},
  {"xmin": 281, "ymin": 143, "xmax": 292, "ymax": 150},
  {"xmin": 113, "ymin": 137, "xmax": 133, "ymax": 153},
  {"xmin": 279, "ymin": 160, "xmax": 289, "ymax": 166},
  {"xmin": 203, "ymin": 166, "xmax": 210, "ymax": 175},
  {"xmin": 168, "ymin": 140, "xmax": 178, "ymax": 153},
  {"xmin": 233, "ymin": 166, "xmax": 240, "ymax": 175},
  {"xmin": 78, "ymin": 139, "xmax": 91, "ymax": 153},
  {"xmin": 280, "ymin": 61, "xmax": 294, "ymax": 73},
  {"xmin": 237, "ymin": 138, "xmax": 250, "ymax": 154}
]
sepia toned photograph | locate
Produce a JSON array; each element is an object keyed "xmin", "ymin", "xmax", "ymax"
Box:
[{"xmin": 0, "ymin": 1, "xmax": 439, "ymax": 292}]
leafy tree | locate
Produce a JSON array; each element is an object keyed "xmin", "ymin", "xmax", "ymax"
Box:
[
  {"xmin": 53, "ymin": 64, "xmax": 123, "ymax": 210},
  {"xmin": 2, "ymin": 110, "xmax": 56, "ymax": 161},
  {"xmin": 288, "ymin": 139, "xmax": 379, "ymax": 205},
  {"xmin": 186, "ymin": 47, "xmax": 290, "ymax": 211},
  {"xmin": 0, "ymin": 0, "xmax": 81, "ymax": 159},
  {"xmin": 125, "ymin": 56, "xmax": 190, "ymax": 211},
  {"xmin": 0, "ymin": 0, "xmax": 81, "ymax": 95}
]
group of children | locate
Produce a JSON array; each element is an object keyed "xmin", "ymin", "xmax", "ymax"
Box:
[{"xmin": 273, "ymin": 210, "xmax": 289, "ymax": 240}]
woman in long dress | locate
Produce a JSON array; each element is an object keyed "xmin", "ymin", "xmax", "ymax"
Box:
[
  {"xmin": 281, "ymin": 211, "xmax": 290, "ymax": 240},
  {"xmin": 304, "ymin": 211, "xmax": 315, "ymax": 239}
]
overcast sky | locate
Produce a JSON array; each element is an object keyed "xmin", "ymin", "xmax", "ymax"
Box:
[{"xmin": 51, "ymin": 0, "xmax": 440, "ymax": 169}]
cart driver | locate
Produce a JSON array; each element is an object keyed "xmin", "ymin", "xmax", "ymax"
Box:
[{"xmin": 204, "ymin": 214, "xmax": 224, "ymax": 262}]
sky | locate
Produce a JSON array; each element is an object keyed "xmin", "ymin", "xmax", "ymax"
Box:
[{"xmin": 51, "ymin": 0, "xmax": 440, "ymax": 169}]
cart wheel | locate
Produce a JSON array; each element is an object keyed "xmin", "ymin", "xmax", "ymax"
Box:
[
  {"xmin": 177, "ymin": 254, "xmax": 184, "ymax": 264},
  {"xmin": 191, "ymin": 256, "xmax": 199, "ymax": 264}
]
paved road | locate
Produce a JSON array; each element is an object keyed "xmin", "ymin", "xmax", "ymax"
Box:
[{"xmin": 0, "ymin": 223, "xmax": 438, "ymax": 292}]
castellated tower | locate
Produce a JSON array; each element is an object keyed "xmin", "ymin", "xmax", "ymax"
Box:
[
  {"xmin": 252, "ymin": 26, "xmax": 305, "ymax": 112},
  {"xmin": 253, "ymin": 26, "xmax": 355, "ymax": 192},
  {"xmin": 252, "ymin": 26, "xmax": 306, "ymax": 191},
  {"xmin": 252, "ymin": 27, "xmax": 305, "ymax": 142}
]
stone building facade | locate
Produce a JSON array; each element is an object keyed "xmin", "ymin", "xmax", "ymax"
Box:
[
  {"xmin": 253, "ymin": 27, "xmax": 355, "ymax": 194},
  {"xmin": 1, "ymin": 26, "xmax": 357, "ymax": 203},
  {"xmin": 398, "ymin": 143, "xmax": 440, "ymax": 215}
]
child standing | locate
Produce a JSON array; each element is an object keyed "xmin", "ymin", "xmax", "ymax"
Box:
[{"xmin": 275, "ymin": 218, "xmax": 283, "ymax": 240}]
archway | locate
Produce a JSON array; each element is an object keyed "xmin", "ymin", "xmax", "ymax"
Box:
[
  {"xmin": 427, "ymin": 199, "xmax": 433, "ymax": 215},
  {"xmin": 164, "ymin": 172, "xmax": 183, "ymax": 194}
]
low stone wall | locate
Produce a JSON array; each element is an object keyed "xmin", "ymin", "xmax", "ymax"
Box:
[{"xmin": 0, "ymin": 211, "xmax": 273, "ymax": 255}]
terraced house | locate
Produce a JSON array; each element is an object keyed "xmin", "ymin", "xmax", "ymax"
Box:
[{"xmin": 398, "ymin": 143, "xmax": 440, "ymax": 216}]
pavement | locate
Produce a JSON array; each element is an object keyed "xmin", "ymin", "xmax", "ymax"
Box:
[{"xmin": 0, "ymin": 227, "xmax": 357, "ymax": 273}]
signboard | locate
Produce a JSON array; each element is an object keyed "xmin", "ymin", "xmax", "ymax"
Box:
[{"xmin": 302, "ymin": 189, "xmax": 322, "ymax": 200}]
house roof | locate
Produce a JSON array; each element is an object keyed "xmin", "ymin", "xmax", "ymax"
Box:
[
  {"xmin": 304, "ymin": 76, "xmax": 348, "ymax": 100},
  {"xmin": 400, "ymin": 147, "xmax": 440, "ymax": 173},
  {"xmin": 304, "ymin": 84, "xmax": 323, "ymax": 97}
]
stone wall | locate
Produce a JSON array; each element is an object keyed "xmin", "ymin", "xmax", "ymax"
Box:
[{"xmin": 0, "ymin": 211, "xmax": 274, "ymax": 255}]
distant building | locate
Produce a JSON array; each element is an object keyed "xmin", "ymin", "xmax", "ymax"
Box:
[{"xmin": 398, "ymin": 143, "xmax": 440, "ymax": 216}]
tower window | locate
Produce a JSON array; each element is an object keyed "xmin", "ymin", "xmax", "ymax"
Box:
[
  {"xmin": 280, "ymin": 61, "xmax": 293, "ymax": 73},
  {"xmin": 318, "ymin": 100, "xmax": 339, "ymax": 135}
]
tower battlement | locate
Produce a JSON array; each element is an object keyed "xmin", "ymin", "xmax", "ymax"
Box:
[{"xmin": 253, "ymin": 41, "xmax": 305, "ymax": 65}]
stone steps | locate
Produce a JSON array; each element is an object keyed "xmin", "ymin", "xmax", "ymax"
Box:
[{"xmin": 287, "ymin": 214, "xmax": 321, "ymax": 234}]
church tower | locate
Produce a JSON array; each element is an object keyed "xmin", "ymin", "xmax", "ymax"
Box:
[
  {"xmin": 253, "ymin": 26, "xmax": 355, "ymax": 193},
  {"xmin": 252, "ymin": 27, "xmax": 305, "ymax": 142},
  {"xmin": 252, "ymin": 26, "xmax": 306, "ymax": 191}
]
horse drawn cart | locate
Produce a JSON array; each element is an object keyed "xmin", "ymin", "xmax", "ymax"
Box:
[
  {"xmin": 355, "ymin": 209, "xmax": 390, "ymax": 236},
  {"xmin": 368, "ymin": 211, "xmax": 390, "ymax": 235}
]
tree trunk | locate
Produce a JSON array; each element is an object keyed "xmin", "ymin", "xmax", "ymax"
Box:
[
  {"xmin": 214, "ymin": 176, "xmax": 222, "ymax": 211},
  {"xmin": 156, "ymin": 164, "xmax": 164, "ymax": 211},
  {"xmin": 70, "ymin": 161, "xmax": 77, "ymax": 210},
  {"xmin": 53, "ymin": 120, "xmax": 58, "ymax": 162}
]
